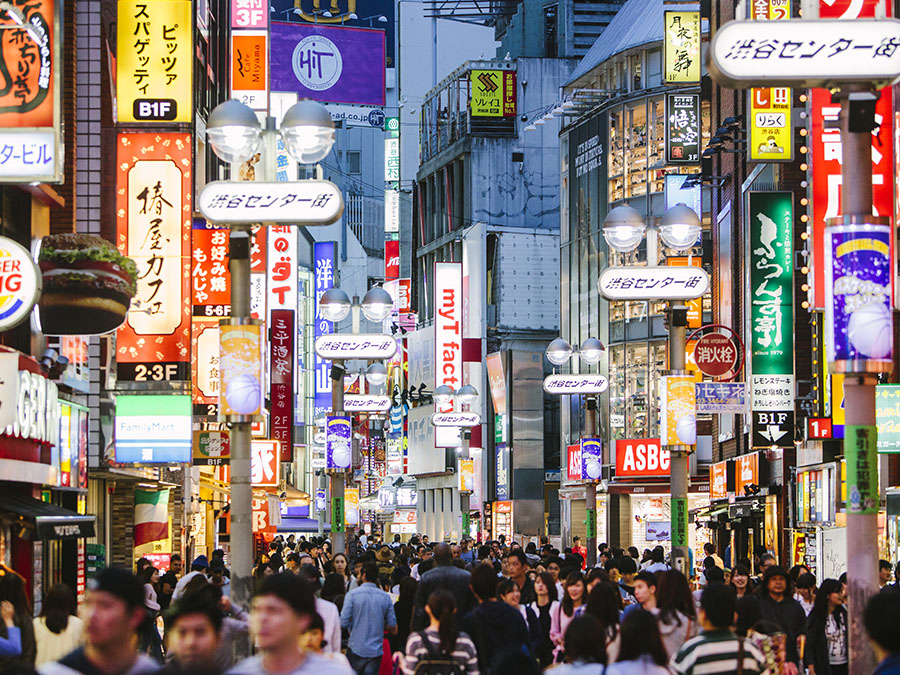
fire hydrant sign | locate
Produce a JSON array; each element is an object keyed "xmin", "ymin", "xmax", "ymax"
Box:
[{"xmin": 199, "ymin": 180, "xmax": 344, "ymax": 224}]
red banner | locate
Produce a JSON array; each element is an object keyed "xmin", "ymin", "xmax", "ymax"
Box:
[
  {"xmin": 615, "ymin": 439, "xmax": 669, "ymax": 478},
  {"xmin": 385, "ymin": 240, "xmax": 400, "ymax": 280},
  {"xmin": 270, "ymin": 309, "xmax": 294, "ymax": 461}
]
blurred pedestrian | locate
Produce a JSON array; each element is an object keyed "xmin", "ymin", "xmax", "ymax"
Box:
[
  {"xmin": 655, "ymin": 570, "xmax": 697, "ymax": 659},
  {"xmin": 33, "ymin": 584, "xmax": 83, "ymax": 667},
  {"xmin": 392, "ymin": 577, "xmax": 417, "ymax": 653},
  {"xmin": 584, "ymin": 580, "xmax": 621, "ymax": 663},
  {"xmin": 497, "ymin": 579, "xmax": 540, "ymax": 658},
  {"xmin": 804, "ymin": 578, "xmax": 847, "ymax": 675},
  {"xmin": 158, "ymin": 555, "xmax": 181, "ymax": 612},
  {"xmin": 607, "ymin": 608, "xmax": 670, "ymax": 675},
  {"xmin": 864, "ymin": 587, "xmax": 900, "ymax": 674},
  {"xmin": 758, "ymin": 566, "xmax": 806, "ymax": 672},
  {"xmin": 139, "ymin": 565, "xmax": 163, "ymax": 662},
  {"xmin": 550, "ymin": 572, "xmax": 586, "ymax": 662},
  {"xmin": 526, "ymin": 571, "xmax": 558, "ymax": 667},
  {"xmin": 0, "ymin": 572, "xmax": 35, "ymax": 668},
  {"xmin": 302, "ymin": 613, "xmax": 352, "ymax": 670},
  {"xmin": 413, "ymin": 544, "xmax": 473, "ymax": 631},
  {"xmin": 402, "ymin": 590, "xmax": 478, "ymax": 675},
  {"xmin": 341, "ymin": 562, "xmax": 397, "ymax": 675},
  {"xmin": 548, "ymin": 615, "xmax": 606, "ymax": 675},
  {"xmin": 158, "ymin": 591, "xmax": 223, "ymax": 675}
]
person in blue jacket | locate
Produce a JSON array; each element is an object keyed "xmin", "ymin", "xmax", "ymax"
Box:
[{"xmin": 0, "ymin": 600, "xmax": 22, "ymax": 657}]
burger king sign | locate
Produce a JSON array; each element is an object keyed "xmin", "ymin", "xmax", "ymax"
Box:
[{"xmin": 0, "ymin": 236, "xmax": 40, "ymax": 331}]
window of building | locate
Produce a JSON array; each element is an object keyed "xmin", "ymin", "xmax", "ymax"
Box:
[
  {"xmin": 646, "ymin": 50, "xmax": 662, "ymax": 88},
  {"xmin": 625, "ymin": 343, "xmax": 649, "ymax": 438},
  {"xmin": 625, "ymin": 100, "xmax": 648, "ymax": 198},
  {"xmin": 631, "ymin": 54, "xmax": 642, "ymax": 91},
  {"xmin": 609, "ymin": 345, "xmax": 625, "ymax": 438},
  {"xmin": 648, "ymin": 341, "xmax": 667, "ymax": 437},
  {"xmin": 608, "ymin": 107, "xmax": 624, "ymax": 202},
  {"xmin": 544, "ymin": 4, "xmax": 558, "ymax": 58},
  {"xmin": 347, "ymin": 151, "xmax": 361, "ymax": 174}
]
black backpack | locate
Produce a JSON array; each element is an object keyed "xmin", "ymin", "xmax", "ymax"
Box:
[{"xmin": 412, "ymin": 631, "xmax": 467, "ymax": 675}]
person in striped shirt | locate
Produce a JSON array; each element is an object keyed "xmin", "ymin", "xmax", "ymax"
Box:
[{"xmin": 671, "ymin": 584, "xmax": 769, "ymax": 675}]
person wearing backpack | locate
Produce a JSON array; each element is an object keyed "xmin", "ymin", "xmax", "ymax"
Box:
[{"xmin": 402, "ymin": 590, "xmax": 479, "ymax": 675}]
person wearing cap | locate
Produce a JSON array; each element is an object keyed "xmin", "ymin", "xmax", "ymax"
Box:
[
  {"xmin": 172, "ymin": 555, "xmax": 210, "ymax": 601},
  {"xmin": 38, "ymin": 567, "xmax": 158, "ymax": 675},
  {"xmin": 758, "ymin": 564, "xmax": 806, "ymax": 673}
]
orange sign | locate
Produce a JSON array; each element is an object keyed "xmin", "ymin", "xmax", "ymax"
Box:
[
  {"xmin": 251, "ymin": 497, "xmax": 276, "ymax": 534},
  {"xmin": 735, "ymin": 452, "xmax": 760, "ymax": 497},
  {"xmin": 231, "ymin": 32, "xmax": 267, "ymax": 92},
  {"xmin": 667, "ymin": 257, "xmax": 703, "ymax": 327},
  {"xmin": 709, "ymin": 461, "xmax": 728, "ymax": 500},
  {"xmin": 251, "ymin": 439, "xmax": 280, "ymax": 487},
  {"xmin": 0, "ymin": 0, "xmax": 56, "ymax": 128},
  {"xmin": 115, "ymin": 133, "xmax": 192, "ymax": 382}
]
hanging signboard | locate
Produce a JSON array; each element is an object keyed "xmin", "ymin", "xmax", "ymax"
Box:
[
  {"xmin": 219, "ymin": 323, "xmax": 264, "ymax": 420},
  {"xmin": 313, "ymin": 242, "xmax": 336, "ymax": 417},
  {"xmin": 580, "ymin": 438, "xmax": 603, "ymax": 480},
  {"xmin": 748, "ymin": 192, "xmax": 793, "ymax": 410},
  {"xmin": 232, "ymin": 0, "xmax": 267, "ymax": 28},
  {"xmin": 709, "ymin": 460, "xmax": 730, "ymax": 500},
  {"xmin": 693, "ymin": 333, "xmax": 739, "ymax": 377},
  {"xmin": 431, "ymin": 412, "xmax": 481, "ymax": 427},
  {"xmin": 385, "ymin": 240, "xmax": 400, "ymax": 280},
  {"xmin": 250, "ymin": 440, "xmax": 279, "ymax": 486},
  {"xmin": 695, "ymin": 382, "xmax": 748, "ymax": 413},
  {"xmin": 344, "ymin": 488, "xmax": 360, "ymax": 527},
  {"xmin": 117, "ymin": 0, "xmax": 193, "ymax": 122},
  {"xmin": 875, "ymin": 384, "xmax": 900, "ymax": 452},
  {"xmin": 326, "ymin": 416, "xmax": 352, "ymax": 469},
  {"xmin": 615, "ymin": 439, "xmax": 669, "ymax": 478},
  {"xmin": 231, "ymin": 31, "xmax": 268, "ymax": 111},
  {"xmin": 434, "ymin": 262, "xmax": 462, "ymax": 415},
  {"xmin": 343, "ymin": 395, "xmax": 392, "ymax": 412},
  {"xmin": 385, "ymin": 189, "xmax": 400, "ymax": 233},
  {"xmin": 0, "ymin": 237, "xmax": 40, "ymax": 331},
  {"xmin": 659, "ymin": 375, "xmax": 696, "ymax": 447},
  {"xmin": 199, "ymin": 180, "xmax": 344, "ymax": 225},
  {"xmin": 665, "ymin": 93, "xmax": 701, "ymax": 164},
  {"xmin": 192, "ymin": 430, "xmax": 230, "ymax": 466},
  {"xmin": 664, "ymin": 11, "xmax": 701, "ymax": 84},
  {"xmin": 667, "ymin": 257, "xmax": 703, "ymax": 326},
  {"xmin": 469, "ymin": 70, "xmax": 517, "ymax": 117},
  {"xmin": 270, "ymin": 309, "xmax": 294, "ymax": 459},
  {"xmin": 116, "ymin": 133, "xmax": 191, "ymax": 383},
  {"xmin": 114, "ymin": 395, "xmax": 191, "ymax": 463},
  {"xmin": 708, "ymin": 19, "xmax": 900, "ymax": 89},
  {"xmin": 749, "ymin": 87, "xmax": 793, "ymax": 162},
  {"xmin": 598, "ymin": 266, "xmax": 709, "ymax": 301},
  {"xmin": 542, "ymin": 374, "xmax": 609, "ymax": 395},
  {"xmin": 458, "ymin": 458, "xmax": 475, "ymax": 493},
  {"xmin": 566, "ymin": 444, "xmax": 582, "ymax": 481},
  {"xmin": 314, "ymin": 334, "xmax": 397, "ymax": 360}
]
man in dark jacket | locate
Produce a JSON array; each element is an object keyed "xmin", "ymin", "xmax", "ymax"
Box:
[
  {"xmin": 459, "ymin": 564, "xmax": 531, "ymax": 675},
  {"xmin": 758, "ymin": 565, "xmax": 807, "ymax": 670},
  {"xmin": 412, "ymin": 543, "xmax": 473, "ymax": 630}
]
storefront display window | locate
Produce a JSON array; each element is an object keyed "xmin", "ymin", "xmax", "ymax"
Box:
[
  {"xmin": 609, "ymin": 344, "xmax": 625, "ymax": 438},
  {"xmin": 626, "ymin": 101, "xmax": 648, "ymax": 198},
  {"xmin": 626, "ymin": 343, "xmax": 648, "ymax": 438},
  {"xmin": 609, "ymin": 107, "xmax": 624, "ymax": 202}
]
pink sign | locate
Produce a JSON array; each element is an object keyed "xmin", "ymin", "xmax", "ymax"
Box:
[{"xmin": 232, "ymin": 0, "xmax": 268, "ymax": 28}]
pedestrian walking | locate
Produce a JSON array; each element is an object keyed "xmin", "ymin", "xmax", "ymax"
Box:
[
  {"xmin": 402, "ymin": 590, "xmax": 479, "ymax": 675},
  {"xmin": 497, "ymin": 579, "xmax": 541, "ymax": 658},
  {"xmin": 865, "ymin": 588, "xmax": 900, "ymax": 674},
  {"xmin": 158, "ymin": 555, "xmax": 182, "ymax": 612},
  {"xmin": 227, "ymin": 573, "xmax": 352, "ymax": 675},
  {"xmin": 506, "ymin": 550, "xmax": 536, "ymax": 605},
  {"xmin": 172, "ymin": 555, "xmax": 210, "ymax": 601},
  {"xmin": 606, "ymin": 608, "xmax": 670, "ymax": 675},
  {"xmin": 804, "ymin": 578, "xmax": 847, "ymax": 675},
  {"xmin": 614, "ymin": 558, "xmax": 638, "ymax": 608},
  {"xmin": 392, "ymin": 577, "xmax": 418, "ymax": 653},
  {"xmin": 731, "ymin": 563, "xmax": 754, "ymax": 600},
  {"xmin": 158, "ymin": 591, "xmax": 224, "ymax": 675},
  {"xmin": 757, "ymin": 565, "xmax": 806, "ymax": 672},
  {"xmin": 0, "ymin": 600, "xmax": 22, "ymax": 659},
  {"xmin": 623, "ymin": 571, "xmax": 657, "ymax": 615},
  {"xmin": 33, "ymin": 584, "xmax": 84, "ymax": 667},
  {"xmin": 655, "ymin": 570, "xmax": 697, "ymax": 659},
  {"xmin": 526, "ymin": 571, "xmax": 559, "ymax": 668},
  {"xmin": 671, "ymin": 584, "xmax": 768, "ymax": 675},
  {"xmin": 332, "ymin": 553, "xmax": 354, "ymax": 592},
  {"xmin": 546, "ymin": 615, "xmax": 607, "ymax": 675},
  {"xmin": 413, "ymin": 544, "xmax": 473, "ymax": 631},
  {"xmin": 139, "ymin": 565, "xmax": 163, "ymax": 662},
  {"xmin": 302, "ymin": 613, "xmax": 353, "ymax": 670},
  {"xmin": 794, "ymin": 573, "xmax": 816, "ymax": 616},
  {"xmin": 38, "ymin": 567, "xmax": 158, "ymax": 675},
  {"xmin": 583, "ymin": 581, "xmax": 621, "ymax": 663},
  {"xmin": 550, "ymin": 572, "xmax": 586, "ymax": 662},
  {"xmin": 340, "ymin": 562, "xmax": 398, "ymax": 675}
]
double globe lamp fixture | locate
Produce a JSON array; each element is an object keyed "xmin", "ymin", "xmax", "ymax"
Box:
[
  {"xmin": 318, "ymin": 287, "xmax": 394, "ymax": 323},
  {"xmin": 546, "ymin": 337, "xmax": 605, "ymax": 367},
  {"xmin": 602, "ymin": 203, "xmax": 702, "ymax": 255},
  {"xmin": 433, "ymin": 384, "xmax": 479, "ymax": 407}
]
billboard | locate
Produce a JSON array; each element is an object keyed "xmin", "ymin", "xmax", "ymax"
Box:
[
  {"xmin": 659, "ymin": 376, "xmax": 697, "ymax": 447},
  {"xmin": 665, "ymin": 93, "xmax": 701, "ymax": 164},
  {"xmin": 326, "ymin": 416, "xmax": 352, "ymax": 469},
  {"xmin": 749, "ymin": 87, "xmax": 792, "ymax": 162},
  {"xmin": 663, "ymin": 11, "xmax": 701, "ymax": 84},
  {"xmin": 270, "ymin": 23, "xmax": 385, "ymax": 106},
  {"xmin": 117, "ymin": 0, "xmax": 192, "ymax": 122},
  {"xmin": 114, "ymin": 395, "xmax": 191, "ymax": 463},
  {"xmin": 219, "ymin": 324, "xmax": 264, "ymax": 419},
  {"xmin": 469, "ymin": 70, "xmax": 516, "ymax": 118},
  {"xmin": 116, "ymin": 133, "xmax": 191, "ymax": 382},
  {"xmin": 231, "ymin": 31, "xmax": 268, "ymax": 111},
  {"xmin": 615, "ymin": 439, "xmax": 669, "ymax": 478},
  {"xmin": 434, "ymin": 262, "xmax": 462, "ymax": 414},
  {"xmin": 314, "ymin": 242, "xmax": 336, "ymax": 417},
  {"xmin": 270, "ymin": 309, "xmax": 295, "ymax": 459}
]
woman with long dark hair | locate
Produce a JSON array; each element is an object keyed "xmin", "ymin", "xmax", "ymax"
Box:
[
  {"xmin": 0, "ymin": 572, "xmax": 35, "ymax": 668},
  {"xmin": 731, "ymin": 563, "xmax": 754, "ymax": 600},
  {"xmin": 498, "ymin": 579, "xmax": 541, "ymax": 661},
  {"xmin": 321, "ymin": 573, "xmax": 347, "ymax": 612},
  {"xmin": 331, "ymin": 552, "xmax": 353, "ymax": 591},
  {"xmin": 550, "ymin": 572, "xmax": 587, "ymax": 662},
  {"xmin": 33, "ymin": 583, "xmax": 84, "ymax": 666},
  {"xmin": 584, "ymin": 581, "xmax": 622, "ymax": 663},
  {"xmin": 392, "ymin": 576, "xmax": 418, "ymax": 654},
  {"xmin": 655, "ymin": 569, "xmax": 697, "ymax": 659},
  {"xmin": 525, "ymin": 571, "xmax": 559, "ymax": 667},
  {"xmin": 805, "ymin": 578, "xmax": 848, "ymax": 675},
  {"xmin": 605, "ymin": 608, "xmax": 670, "ymax": 675},
  {"xmin": 139, "ymin": 565, "xmax": 163, "ymax": 662},
  {"xmin": 549, "ymin": 615, "xmax": 607, "ymax": 674},
  {"xmin": 402, "ymin": 589, "xmax": 479, "ymax": 674}
]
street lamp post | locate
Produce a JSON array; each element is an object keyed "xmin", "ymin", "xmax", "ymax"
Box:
[
  {"xmin": 431, "ymin": 384, "xmax": 479, "ymax": 538},
  {"xmin": 601, "ymin": 203, "xmax": 703, "ymax": 576},
  {"xmin": 546, "ymin": 337, "xmax": 606, "ymax": 567},
  {"xmin": 205, "ymin": 98, "xmax": 336, "ymax": 648}
]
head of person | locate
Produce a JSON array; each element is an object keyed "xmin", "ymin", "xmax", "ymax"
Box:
[
  {"xmin": 422, "ymin": 535, "xmax": 430, "ymax": 545},
  {"xmin": 398, "ymin": 576, "xmax": 418, "ymax": 605},
  {"xmin": 584, "ymin": 581, "xmax": 622, "ymax": 630},
  {"xmin": 183, "ymin": 573, "xmax": 212, "ymax": 597},
  {"xmin": 617, "ymin": 608, "xmax": 668, "ymax": 667},
  {"xmin": 731, "ymin": 563, "xmax": 751, "ymax": 592},
  {"xmin": 723, "ymin": 568, "xmax": 732, "ymax": 585},
  {"xmin": 810, "ymin": 578, "xmax": 844, "ymax": 624},
  {"xmin": 735, "ymin": 594, "xmax": 762, "ymax": 637},
  {"xmin": 546, "ymin": 556, "xmax": 562, "ymax": 581},
  {"xmin": 82, "ymin": 567, "xmax": 145, "ymax": 652},
  {"xmin": 616, "ymin": 555, "xmax": 638, "ymax": 583},
  {"xmin": 507, "ymin": 549, "xmax": 528, "ymax": 581},
  {"xmin": 432, "ymin": 542, "xmax": 453, "ymax": 567},
  {"xmin": 191, "ymin": 555, "xmax": 210, "ymax": 573},
  {"xmin": 650, "ymin": 546, "xmax": 665, "ymax": 564},
  {"xmin": 705, "ymin": 565, "xmax": 725, "ymax": 586},
  {"xmin": 135, "ymin": 557, "xmax": 151, "ymax": 576},
  {"xmin": 656, "ymin": 569, "xmax": 696, "ymax": 620},
  {"xmin": 471, "ymin": 563, "xmax": 499, "ymax": 602},
  {"xmin": 704, "ymin": 542, "xmax": 717, "ymax": 557},
  {"xmin": 141, "ymin": 565, "xmax": 158, "ymax": 587},
  {"xmin": 572, "ymin": 536, "xmax": 582, "ymax": 548},
  {"xmin": 359, "ymin": 562, "xmax": 379, "ymax": 585},
  {"xmin": 169, "ymin": 554, "xmax": 183, "ymax": 575},
  {"xmin": 40, "ymin": 583, "xmax": 77, "ymax": 634},
  {"xmin": 420, "ymin": 546, "xmax": 434, "ymax": 561},
  {"xmin": 165, "ymin": 589, "xmax": 223, "ymax": 667},
  {"xmin": 864, "ymin": 587, "xmax": 900, "ymax": 662},
  {"xmin": 497, "ymin": 579, "xmax": 521, "ymax": 608},
  {"xmin": 426, "ymin": 589, "xmax": 460, "ymax": 654},
  {"xmin": 603, "ymin": 558, "xmax": 620, "ymax": 583},
  {"xmin": 762, "ymin": 565, "xmax": 791, "ymax": 598},
  {"xmin": 562, "ymin": 572, "xmax": 586, "ymax": 616},
  {"xmin": 562, "ymin": 615, "xmax": 607, "ymax": 665},
  {"xmin": 633, "ymin": 571, "xmax": 657, "ymax": 607},
  {"xmin": 252, "ymin": 572, "xmax": 317, "ymax": 653},
  {"xmin": 534, "ymin": 571, "xmax": 558, "ymax": 603},
  {"xmin": 585, "ymin": 568, "xmax": 609, "ymax": 593},
  {"xmin": 700, "ymin": 583, "xmax": 737, "ymax": 631},
  {"xmin": 321, "ymin": 573, "xmax": 346, "ymax": 602},
  {"xmin": 788, "ymin": 564, "xmax": 810, "ymax": 586},
  {"xmin": 795, "ymin": 572, "xmax": 816, "ymax": 603},
  {"xmin": 301, "ymin": 612, "xmax": 328, "ymax": 653},
  {"xmin": 758, "ymin": 553, "xmax": 776, "ymax": 575},
  {"xmin": 879, "ymin": 559, "xmax": 893, "ymax": 585}
]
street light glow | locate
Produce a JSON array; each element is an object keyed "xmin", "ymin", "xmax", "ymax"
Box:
[
  {"xmin": 361, "ymin": 287, "xmax": 394, "ymax": 322},
  {"xmin": 660, "ymin": 203, "xmax": 702, "ymax": 251},
  {"xmin": 546, "ymin": 338, "xmax": 573, "ymax": 365},
  {"xmin": 579, "ymin": 337, "xmax": 605, "ymax": 365},
  {"xmin": 319, "ymin": 288, "xmax": 352, "ymax": 322},
  {"xmin": 281, "ymin": 99, "xmax": 336, "ymax": 164},
  {"xmin": 206, "ymin": 100, "xmax": 262, "ymax": 164},
  {"xmin": 602, "ymin": 205, "xmax": 646, "ymax": 253}
]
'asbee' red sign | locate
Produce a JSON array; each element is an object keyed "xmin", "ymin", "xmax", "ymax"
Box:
[
  {"xmin": 615, "ymin": 439, "xmax": 669, "ymax": 477},
  {"xmin": 567, "ymin": 444, "xmax": 582, "ymax": 481}
]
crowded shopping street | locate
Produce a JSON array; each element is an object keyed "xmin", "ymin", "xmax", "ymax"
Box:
[{"xmin": 1, "ymin": 0, "xmax": 900, "ymax": 673}]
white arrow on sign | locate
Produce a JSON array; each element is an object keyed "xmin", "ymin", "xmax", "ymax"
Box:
[
  {"xmin": 598, "ymin": 266, "xmax": 710, "ymax": 301},
  {"xmin": 760, "ymin": 425, "xmax": 788, "ymax": 444},
  {"xmin": 199, "ymin": 180, "xmax": 344, "ymax": 225},
  {"xmin": 343, "ymin": 395, "xmax": 392, "ymax": 412},
  {"xmin": 314, "ymin": 333, "xmax": 397, "ymax": 360},
  {"xmin": 708, "ymin": 19, "xmax": 900, "ymax": 90},
  {"xmin": 431, "ymin": 412, "xmax": 481, "ymax": 427},
  {"xmin": 543, "ymin": 374, "xmax": 609, "ymax": 395}
]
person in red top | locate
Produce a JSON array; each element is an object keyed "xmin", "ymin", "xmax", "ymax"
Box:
[{"xmin": 572, "ymin": 537, "xmax": 587, "ymax": 567}]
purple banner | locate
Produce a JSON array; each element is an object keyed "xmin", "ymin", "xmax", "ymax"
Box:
[
  {"xmin": 326, "ymin": 415, "xmax": 352, "ymax": 469},
  {"xmin": 826, "ymin": 224, "xmax": 893, "ymax": 366},
  {"xmin": 581, "ymin": 438, "xmax": 603, "ymax": 480},
  {"xmin": 270, "ymin": 22, "xmax": 385, "ymax": 106}
]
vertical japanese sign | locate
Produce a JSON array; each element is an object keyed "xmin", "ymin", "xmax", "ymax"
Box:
[
  {"xmin": 117, "ymin": 0, "xmax": 192, "ymax": 123},
  {"xmin": 469, "ymin": 70, "xmax": 517, "ymax": 117},
  {"xmin": 267, "ymin": 226, "xmax": 297, "ymax": 313},
  {"xmin": 385, "ymin": 137, "xmax": 400, "ymax": 187},
  {"xmin": 663, "ymin": 11, "xmax": 701, "ymax": 84},
  {"xmin": 250, "ymin": 227, "xmax": 266, "ymax": 321},
  {"xmin": 665, "ymin": 94, "xmax": 701, "ymax": 164},
  {"xmin": 385, "ymin": 240, "xmax": 399, "ymax": 280},
  {"xmin": 116, "ymin": 133, "xmax": 191, "ymax": 382},
  {"xmin": 219, "ymin": 323, "xmax": 264, "ymax": 419},
  {"xmin": 434, "ymin": 262, "xmax": 462, "ymax": 415},
  {"xmin": 314, "ymin": 242, "xmax": 336, "ymax": 417},
  {"xmin": 270, "ymin": 309, "xmax": 295, "ymax": 460},
  {"xmin": 495, "ymin": 443, "xmax": 509, "ymax": 500},
  {"xmin": 659, "ymin": 375, "xmax": 697, "ymax": 447},
  {"xmin": 810, "ymin": 88, "xmax": 894, "ymax": 308},
  {"xmin": 251, "ymin": 439, "xmax": 280, "ymax": 486},
  {"xmin": 0, "ymin": 0, "xmax": 61, "ymax": 183},
  {"xmin": 748, "ymin": 192, "xmax": 794, "ymax": 411},
  {"xmin": 326, "ymin": 415, "xmax": 352, "ymax": 469},
  {"xmin": 231, "ymin": 32, "xmax": 268, "ymax": 111}
]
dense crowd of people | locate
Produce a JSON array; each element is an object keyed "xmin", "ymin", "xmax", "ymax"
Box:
[{"xmin": 0, "ymin": 534, "xmax": 899, "ymax": 674}]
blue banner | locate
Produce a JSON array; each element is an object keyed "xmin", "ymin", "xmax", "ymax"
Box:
[
  {"xmin": 695, "ymin": 382, "xmax": 748, "ymax": 413},
  {"xmin": 314, "ymin": 242, "xmax": 336, "ymax": 417}
]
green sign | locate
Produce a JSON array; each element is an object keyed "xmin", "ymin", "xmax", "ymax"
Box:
[
  {"xmin": 461, "ymin": 512, "xmax": 470, "ymax": 536},
  {"xmin": 748, "ymin": 192, "xmax": 794, "ymax": 375},
  {"xmin": 671, "ymin": 497, "xmax": 688, "ymax": 547},
  {"xmin": 585, "ymin": 509, "xmax": 596, "ymax": 538},
  {"xmin": 331, "ymin": 497, "xmax": 345, "ymax": 533},
  {"xmin": 495, "ymin": 414, "xmax": 507, "ymax": 444},
  {"xmin": 846, "ymin": 425, "xmax": 879, "ymax": 514},
  {"xmin": 385, "ymin": 116, "xmax": 399, "ymax": 138},
  {"xmin": 876, "ymin": 385, "xmax": 900, "ymax": 452}
]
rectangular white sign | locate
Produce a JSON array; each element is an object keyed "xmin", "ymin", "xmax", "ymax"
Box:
[
  {"xmin": 0, "ymin": 130, "xmax": 58, "ymax": 181},
  {"xmin": 385, "ymin": 189, "xmax": 400, "ymax": 233},
  {"xmin": 199, "ymin": 180, "xmax": 344, "ymax": 225},
  {"xmin": 434, "ymin": 262, "xmax": 463, "ymax": 414},
  {"xmin": 326, "ymin": 104, "xmax": 386, "ymax": 128},
  {"xmin": 751, "ymin": 374, "xmax": 794, "ymax": 410}
]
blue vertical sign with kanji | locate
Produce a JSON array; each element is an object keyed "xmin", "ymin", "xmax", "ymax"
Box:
[{"xmin": 314, "ymin": 242, "xmax": 336, "ymax": 417}]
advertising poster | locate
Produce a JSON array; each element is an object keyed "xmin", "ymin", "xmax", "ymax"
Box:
[
  {"xmin": 326, "ymin": 416, "xmax": 352, "ymax": 469},
  {"xmin": 580, "ymin": 438, "xmax": 603, "ymax": 480},
  {"xmin": 665, "ymin": 93, "xmax": 701, "ymax": 164},
  {"xmin": 875, "ymin": 385, "xmax": 900, "ymax": 452},
  {"xmin": 250, "ymin": 440, "xmax": 279, "ymax": 486},
  {"xmin": 270, "ymin": 310, "xmax": 295, "ymax": 459},
  {"xmin": 344, "ymin": 488, "xmax": 360, "ymax": 527},
  {"xmin": 659, "ymin": 375, "xmax": 697, "ymax": 447},
  {"xmin": 749, "ymin": 87, "xmax": 792, "ymax": 162},
  {"xmin": 219, "ymin": 324, "xmax": 264, "ymax": 419},
  {"xmin": 496, "ymin": 443, "xmax": 509, "ymax": 500},
  {"xmin": 270, "ymin": 23, "xmax": 385, "ymax": 106},
  {"xmin": 314, "ymin": 242, "xmax": 336, "ymax": 417},
  {"xmin": 469, "ymin": 70, "xmax": 516, "ymax": 117},
  {"xmin": 231, "ymin": 31, "xmax": 268, "ymax": 111},
  {"xmin": 825, "ymin": 224, "xmax": 893, "ymax": 367},
  {"xmin": 664, "ymin": 11, "xmax": 701, "ymax": 83},
  {"xmin": 458, "ymin": 458, "xmax": 475, "ymax": 492},
  {"xmin": 192, "ymin": 430, "xmax": 230, "ymax": 466},
  {"xmin": 567, "ymin": 443, "xmax": 582, "ymax": 481}
]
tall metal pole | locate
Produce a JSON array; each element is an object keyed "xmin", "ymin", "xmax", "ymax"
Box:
[
  {"xmin": 838, "ymin": 87, "xmax": 879, "ymax": 675},
  {"xmin": 584, "ymin": 396, "xmax": 598, "ymax": 568},
  {"xmin": 227, "ymin": 226, "xmax": 253, "ymax": 659},
  {"xmin": 667, "ymin": 303, "xmax": 690, "ymax": 576},
  {"xmin": 331, "ymin": 358, "xmax": 346, "ymax": 557}
]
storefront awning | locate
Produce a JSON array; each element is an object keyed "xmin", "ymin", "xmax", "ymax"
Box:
[
  {"xmin": 0, "ymin": 492, "xmax": 95, "ymax": 541},
  {"xmin": 278, "ymin": 516, "xmax": 329, "ymax": 533}
]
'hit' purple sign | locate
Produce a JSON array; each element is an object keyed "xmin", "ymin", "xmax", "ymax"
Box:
[
  {"xmin": 825, "ymin": 224, "xmax": 893, "ymax": 367},
  {"xmin": 271, "ymin": 23, "xmax": 385, "ymax": 106}
]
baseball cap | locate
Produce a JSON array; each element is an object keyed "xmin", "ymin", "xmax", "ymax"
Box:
[{"xmin": 87, "ymin": 567, "xmax": 143, "ymax": 608}]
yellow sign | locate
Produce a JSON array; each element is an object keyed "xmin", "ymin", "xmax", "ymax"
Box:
[
  {"xmin": 664, "ymin": 11, "xmax": 701, "ymax": 84},
  {"xmin": 750, "ymin": 0, "xmax": 789, "ymax": 20},
  {"xmin": 459, "ymin": 458, "xmax": 475, "ymax": 493},
  {"xmin": 117, "ymin": 0, "xmax": 193, "ymax": 123},
  {"xmin": 749, "ymin": 89, "xmax": 793, "ymax": 162},
  {"xmin": 470, "ymin": 70, "xmax": 516, "ymax": 118},
  {"xmin": 659, "ymin": 375, "xmax": 696, "ymax": 447},
  {"xmin": 344, "ymin": 488, "xmax": 360, "ymax": 527},
  {"xmin": 219, "ymin": 323, "xmax": 264, "ymax": 419},
  {"xmin": 831, "ymin": 373, "xmax": 845, "ymax": 428}
]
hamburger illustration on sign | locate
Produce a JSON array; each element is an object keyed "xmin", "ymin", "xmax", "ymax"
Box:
[{"xmin": 38, "ymin": 233, "xmax": 138, "ymax": 335}]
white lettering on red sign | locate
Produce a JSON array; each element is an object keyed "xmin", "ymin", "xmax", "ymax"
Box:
[
  {"xmin": 434, "ymin": 262, "xmax": 462, "ymax": 413},
  {"xmin": 267, "ymin": 225, "xmax": 297, "ymax": 311},
  {"xmin": 615, "ymin": 439, "xmax": 669, "ymax": 477},
  {"xmin": 567, "ymin": 444, "xmax": 582, "ymax": 481},
  {"xmin": 385, "ymin": 240, "xmax": 400, "ymax": 280}
]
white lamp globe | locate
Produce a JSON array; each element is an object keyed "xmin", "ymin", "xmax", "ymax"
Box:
[
  {"xmin": 206, "ymin": 100, "xmax": 262, "ymax": 165},
  {"xmin": 660, "ymin": 203, "xmax": 702, "ymax": 251},
  {"xmin": 579, "ymin": 337, "xmax": 605, "ymax": 365},
  {"xmin": 602, "ymin": 205, "xmax": 646, "ymax": 253},
  {"xmin": 365, "ymin": 363, "xmax": 388, "ymax": 386},
  {"xmin": 319, "ymin": 288, "xmax": 352, "ymax": 322},
  {"xmin": 281, "ymin": 99, "xmax": 336, "ymax": 164},
  {"xmin": 457, "ymin": 384, "xmax": 479, "ymax": 405},
  {"xmin": 433, "ymin": 385, "xmax": 455, "ymax": 407},
  {"xmin": 546, "ymin": 338, "xmax": 573, "ymax": 366},
  {"xmin": 361, "ymin": 287, "xmax": 394, "ymax": 322}
]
